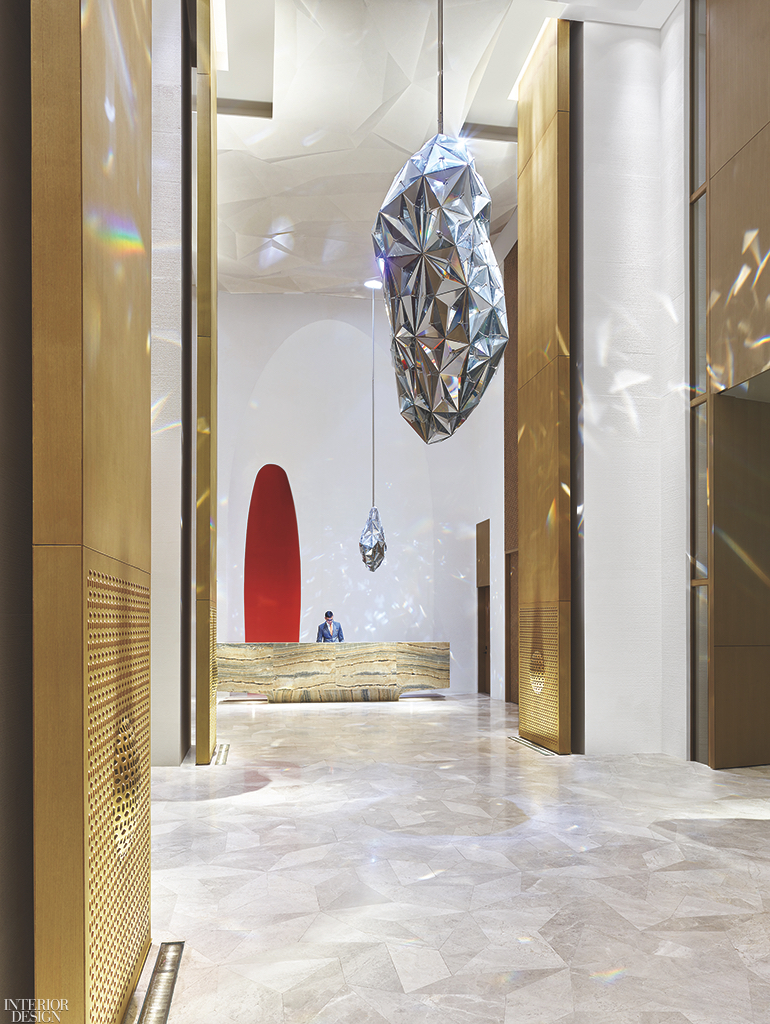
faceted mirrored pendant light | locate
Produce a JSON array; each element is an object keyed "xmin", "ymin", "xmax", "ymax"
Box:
[
  {"xmin": 359, "ymin": 282, "xmax": 387, "ymax": 572},
  {"xmin": 360, "ymin": 505, "xmax": 387, "ymax": 573},
  {"xmin": 371, "ymin": 0, "xmax": 508, "ymax": 444}
]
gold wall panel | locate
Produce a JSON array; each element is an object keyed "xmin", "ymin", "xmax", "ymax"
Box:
[
  {"xmin": 503, "ymin": 244, "xmax": 519, "ymax": 555},
  {"xmin": 86, "ymin": 560, "xmax": 151, "ymax": 1024},
  {"xmin": 517, "ymin": 21, "xmax": 571, "ymax": 753},
  {"xmin": 712, "ymin": 395, "xmax": 770, "ymax": 647},
  {"xmin": 476, "ymin": 519, "xmax": 490, "ymax": 587},
  {"xmin": 518, "ymin": 604, "xmax": 570, "ymax": 753},
  {"xmin": 517, "ymin": 19, "xmax": 570, "ymax": 174},
  {"xmin": 518, "ymin": 112, "xmax": 570, "ymax": 387},
  {"xmin": 31, "ymin": 0, "xmax": 83, "ymax": 544},
  {"xmin": 81, "ymin": 0, "xmax": 151, "ymax": 570},
  {"xmin": 32, "ymin": 0, "xmax": 152, "ymax": 1015},
  {"xmin": 710, "ymin": 395, "xmax": 770, "ymax": 768},
  {"xmin": 196, "ymin": 0, "xmax": 219, "ymax": 764},
  {"xmin": 33, "ymin": 550, "xmax": 151, "ymax": 1023},
  {"xmin": 33, "ymin": 545, "xmax": 87, "ymax": 1017},
  {"xmin": 709, "ymin": 122, "xmax": 770, "ymax": 390},
  {"xmin": 712, "ymin": 646, "xmax": 770, "ymax": 768},
  {"xmin": 518, "ymin": 357, "xmax": 571, "ymax": 608},
  {"xmin": 708, "ymin": 0, "xmax": 770, "ymax": 178},
  {"xmin": 195, "ymin": 604, "xmax": 218, "ymax": 762}
]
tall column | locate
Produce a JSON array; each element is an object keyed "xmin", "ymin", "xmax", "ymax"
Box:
[
  {"xmin": 31, "ymin": 0, "xmax": 152, "ymax": 1017},
  {"xmin": 707, "ymin": 0, "xmax": 770, "ymax": 768},
  {"xmin": 517, "ymin": 20, "xmax": 572, "ymax": 754},
  {"xmin": 196, "ymin": 0, "xmax": 219, "ymax": 764}
]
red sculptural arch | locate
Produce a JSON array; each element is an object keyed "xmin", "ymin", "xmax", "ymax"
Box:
[{"xmin": 244, "ymin": 464, "xmax": 301, "ymax": 641}]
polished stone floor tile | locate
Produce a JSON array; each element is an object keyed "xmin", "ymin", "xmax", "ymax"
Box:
[{"xmin": 149, "ymin": 695, "xmax": 770, "ymax": 1023}]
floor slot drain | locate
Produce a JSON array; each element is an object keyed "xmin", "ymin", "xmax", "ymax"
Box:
[
  {"xmin": 213, "ymin": 743, "xmax": 230, "ymax": 765},
  {"xmin": 509, "ymin": 735, "xmax": 557, "ymax": 756},
  {"xmin": 135, "ymin": 941, "xmax": 184, "ymax": 1024}
]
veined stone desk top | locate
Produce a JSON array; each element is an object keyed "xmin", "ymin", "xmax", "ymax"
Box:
[{"xmin": 216, "ymin": 642, "xmax": 449, "ymax": 702}]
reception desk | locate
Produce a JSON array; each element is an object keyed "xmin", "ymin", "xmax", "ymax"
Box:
[{"xmin": 216, "ymin": 642, "xmax": 450, "ymax": 702}]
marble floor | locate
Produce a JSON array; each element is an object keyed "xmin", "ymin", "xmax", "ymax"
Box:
[{"xmin": 141, "ymin": 695, "xmax": 770, "ymax": 1023}]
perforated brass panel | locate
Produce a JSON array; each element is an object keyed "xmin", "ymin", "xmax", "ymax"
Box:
[
  {"xmin": 32, "ymin": 0, "xmax": 152, "ymax": 1012},
  {"xmin": 519, "ymin": 604, "xmax": 570, "ymax": 753},
  {"xmin": 519, "ymin": 606, "xmax": 558, "ymax": 745},
  {"xmin": 517, "ymin": 21, "xmax": 571, "ymax": 753},
  {"xmin": 195, "ymin": 599, "xmax": 217, "ymax": 764},
  {"xmin": 86, "ymin": 568, "xmax": 151, "ymax": 1024},
  {"xmin": 210, "ymin": 605, "xmax": 218, "ymax": 750}
]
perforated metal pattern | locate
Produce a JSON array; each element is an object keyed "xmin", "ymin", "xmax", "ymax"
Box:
[
  {"xmin": 209, "ymin": 605, "xmax": 218, "ymax": 753},
  {"xmin": 114, "ymin": 712, "xmax": 141, "ymax": 858},
  {"xmin": 87, "ymin": 570, "xmax": 150, "ymax": 1024},
  {"xmin": 519, "ymin": 606, "xmax": 559, "ymax": 747}
]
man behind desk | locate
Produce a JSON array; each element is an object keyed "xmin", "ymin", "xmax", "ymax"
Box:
[{"xmin": 316, "ymin": 610, "xmax": 344, "ymax": 642}]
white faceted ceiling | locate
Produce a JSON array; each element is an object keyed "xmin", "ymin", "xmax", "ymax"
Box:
[{"xmin": 216, "ymin": 0, "xmax": 681, "ymax": 296}]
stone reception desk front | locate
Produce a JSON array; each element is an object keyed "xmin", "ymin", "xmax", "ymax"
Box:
[{"xmin": 217, "ymin": 642, "xmax": 450, "ymax": 702}]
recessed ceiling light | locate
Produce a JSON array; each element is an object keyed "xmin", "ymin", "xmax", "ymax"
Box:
[{"xmin": 364, "ymin": 279, "xmax": 383, "ymax": 290}]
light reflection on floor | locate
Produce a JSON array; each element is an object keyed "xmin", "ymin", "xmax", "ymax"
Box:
[{"xmin": 129, "ymin": 696, "xmax": 770, "ymax": 1024}]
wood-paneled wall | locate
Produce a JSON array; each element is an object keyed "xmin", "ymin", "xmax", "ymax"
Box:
[
  {"xmin": 196, "ymin": 0, "xmax": 219, "ymax": 764},
  {"xmin": 517, "ymin": 20, "xmax": 572, "ymax": 754},
  {"xmin": 31, "ymin": 0, "xmax": 152, "ymax": 1017},
  {"xmin": 706, "ymin": 1, "xmax": 770, "ymax": 768}
]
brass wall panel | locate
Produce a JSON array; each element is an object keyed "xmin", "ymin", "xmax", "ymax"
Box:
[
  {"xmin": 505, "ymin": 551, "xmax": 519, "ymax": 703},
  {"xmin": 196, "ymin": 335, "xmax": 217, "ymax": 602},
  {"xmin": 33, "ymin": 545, "xmax": 87, "ymax": 1017},
  {"xmin": 476, "ymin": 519, "xmax": 490, "ymax": 587},
  {"xmin": 33, "ymin": 549, "xmax": 151, "ymax": 1023},
  {"xmin": 503, "ymin": 244, "xmax": 519, "ymax": 555},
  {"xmin": 712, "ymin": 646, "xmax": 770, "ymax": 768},
  {"xmin": 708, "ymin": 0, "xmax": 770, "ymax": 178},
  {"xmin": 518, "ymin": 113, "xmax": 570, "ymax": 387},
  {"xmin": 709, "ymin": 122, "xmax": 770, "ymax": 390},
  {"xmin": 196, "ymin": 0, "xmax": 219, "ymax": 764},
  {"xmin": 517, "ymin": 21, "xmax": 571, "ymax": 752},
  {"xmin": 517, "ymin": 19, "xmax": 570, "ymax": 174},
  {"xmin": 518, "ymin": 603, "xmax": 570, "ymax": 753},
  {"xmin": 518, "ymin": 357, "xmax": 571, "ymax": 607},
  {"xmin": 712, "ymin": 395, "xmax": 770, "ymax": 647},
  {"xmin": 503, "ymin": 244, "xmax": 519, "ymax": 703},
  {"xmin": 32, "ymin": 0, "xmax": 152, "ymax": 1015},
  {"xmin": 30, "ymin": 0, "xmax": 83, "ymax": 544},
  {"xmin": 703, "ymin": 1, "xmax": 770, "ymax": 769},
  {"xmin": 710, "ymin": 395, "xmax": 770, "ymax": 768},
  {"xmin": 195, "ymin": 601, "xmax": 218, "ymax": 763},
  {"xmin": 85, "ymin": 555, "xmax": 151, "ymax": 1024},
  {"xmin": 81, "ymin": 0, "xmax": 151, "ymax": 571}
]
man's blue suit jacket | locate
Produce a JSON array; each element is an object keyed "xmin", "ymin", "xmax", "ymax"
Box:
[{"xmin": 316, "ymin": 620, "xmax": 344, "ymax": 642}]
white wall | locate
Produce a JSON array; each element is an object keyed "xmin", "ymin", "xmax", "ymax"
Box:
[
  {"xmin": 151, "ymin": 0, "xmax": 185, "ymax": 765},
  {"xmin": 217, "ymin": 292, "xmax": 505, "ymax": 695},
  {"xmin": 582, "ymin": 4, "xmax": 688, "ymax": 755}
]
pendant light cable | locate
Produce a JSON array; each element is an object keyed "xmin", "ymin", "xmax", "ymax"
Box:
[
  {"xmin": 437, "ymin": 0, "xmax": 444, "ymax": 135},
  {"xmin": 371, "ymin": 285, "xmax": 376, "ymax": 508}
]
